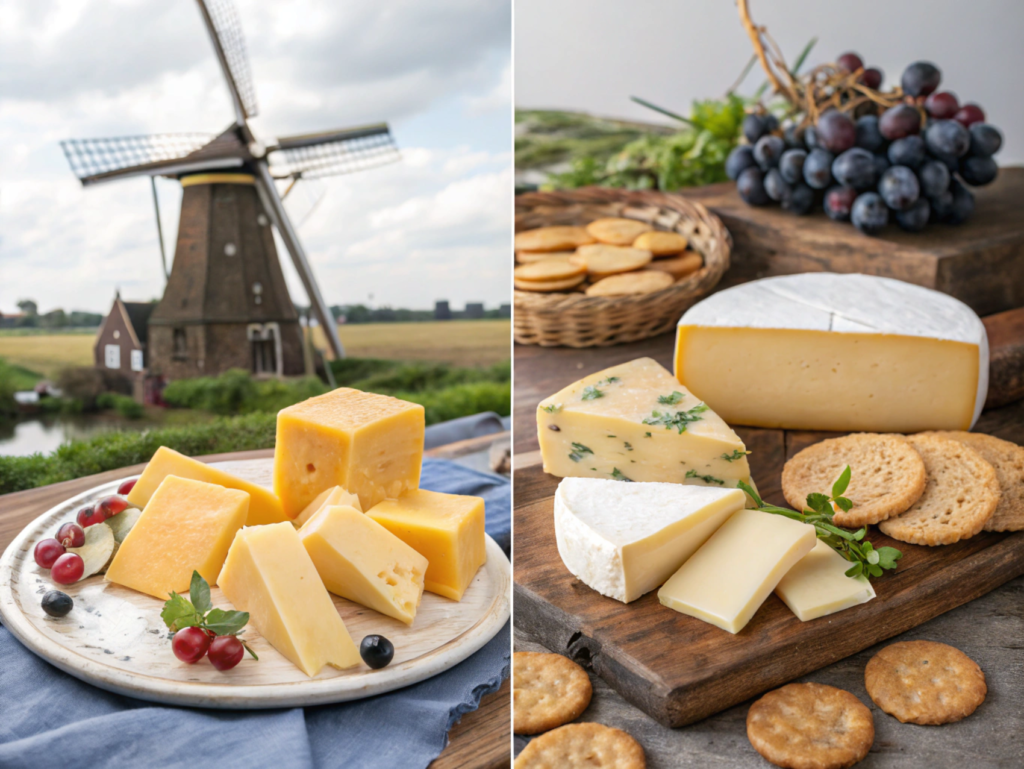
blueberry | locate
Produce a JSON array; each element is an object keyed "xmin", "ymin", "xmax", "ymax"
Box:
[
  {"xmin": 42, "ymin": 590, "xmax": 73, "ymax": 618},
  {"xmin": 726, "ymin": 145, "xmax": 757, "ymax": 181},
  {"xmin": 803, "ymin": 148, "xmax": 835, "ymax": 189},
  {"xmin": 855, "ymin": 115, "xmax": 886, "ymax": 152},
  {"xmin": 764, "ymin": 169, "xmax": 791, "ymax": 202},
  {"xmin": 753, "ymin": 135, "xmax": 786, "ymax": 170},
  {"xmin": 895, "ymin": 198, "xmax": 931, "ymax": 232},
  {"xmin": 832, "ymin": 148, "xmax": 876, "ymax": 190},
  {"xmin": 959, "ymin": 156, "xmax": 998, "ymax": 187},
  {"xmin": 879, "ymin": 166, "xmax": 920, "ymax": 211},
  {"xmin": 737, "ymin": 166, "xmax": 771, "ymax": 206},
  {"xmin": 887, "ymin": 136, "xmax": 926, "ymax": 169},
  {"xmin": 824, "ymin": 186, "xmax": 858, "ymax": 222},
  {"xmin": 968, "ymin": 123, "xmax": 1002, "ymax": 157},
  {"xmin": 917, "ymin": 160, "xmax": 951, "ymax": 198},
  {"xmin": 781, "ymin": 183, "xmax": 816, "ymax": 215},
  {"xmin": 360, "ymin": 635, "xmax": 395, "ymax": 669},
  {"xmin": 925, "ymin": 120, "xmax": 970, "ymax": 159},
  {"xmin": 778, "ymin": 149, "xmax": 807, "ymax": 184},
  {"xmin": 851, "ymin": 192, "xmax": 889, "ymax": 234}
]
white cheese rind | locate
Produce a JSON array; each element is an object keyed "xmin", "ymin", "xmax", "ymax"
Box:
[
  {"xmin": 676, "ymin": 273, "xmax": 988, "ymax": 431},
  {"xmin": 775, "ymin": 540, "xmax": 876, "ymax": 622},
  {"xmin": 553, "ymin": 478, "xmax": 745, "ymax": 603}
]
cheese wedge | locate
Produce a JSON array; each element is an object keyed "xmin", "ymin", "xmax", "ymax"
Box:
[
  {"xmin": 554, "ymin": 478, "xmax": 746, "ymax": 603},
  {"xmin": 536, "ymin": 358, "xmax": 752, "ymax": 491},
  {"xmin": 300, "ymin": 505, "xmax": 428, "ymax": 625},
  {"xmin": 217, "ymin": 522, "xmax": 360, "ymax": 676},
  {"xmin": 274, "ymin": 388, "xmax": 425, "ymax": 517},
  {"xmin": 775, "ymin": 540, "xmax": 876, "ymax": 621},
  {"xmin": 675, "ymin": 273, "xmax": 988, "ymax": 432},
  {"xmin": 658, "ymin": 509, "xmax": 817, "ymax": 633},
  {"xmin": 127, "ymin": 446, "xmax": 286, "ymax": 526},
  {"xmin": 106, "ymin": 476, "xmax": 248, "ymax": 599},
  {"xmin": 293, "ymin": 485, "xmax": 363, "ymax": 528},
  {"xmin": 368, "ymin": 489, "xmax": 486, "ymax": 602}
]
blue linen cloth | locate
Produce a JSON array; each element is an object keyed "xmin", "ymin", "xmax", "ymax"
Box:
[{"xmin": 0, "ymin": 458, "xmax": 511, "ymax": 769}]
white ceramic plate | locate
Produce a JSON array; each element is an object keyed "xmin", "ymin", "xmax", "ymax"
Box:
[{"xmin": 0, "ymin": 459, "xmax": 510, "ymax": 709}]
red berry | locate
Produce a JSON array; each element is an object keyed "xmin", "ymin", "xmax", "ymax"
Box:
[
  {"xmin": 76, "ymin": 505, "xmax": 106, "ymax": 528},
  {"xmin": 172, "ymin": 627, "xmax": 211, "ymax": 664},
  {"xmin": 836, "ymin": 52, "xmax": 864, "ymax": 73},
  {"xmin": 117, "ymin": 479, "xmax": 137, "ymax": 496},
  {"xmin": 34, "ymin": 538, "xmax": 66, "ymax": 569},
  {"xmin": 56, "ymin": 523, "xmax": 85, "ymax": 548},
  {"xmin": 860, "ymin": 68, "xmax": 883, "ymax": 90},
  {"xmin": 97, "ymin": 495, "xmax": 130, "ymax": 519},
  {"xmin": 51, "ymin": 553, "xmax": 84, "ymax": 584},
  {"xmin": 954, "ymin": 103, "xmax": 985, "ymax": 127},
  {"xmin": 208, "ymin": 635, "xmax": 244, "ymax": 671},
  {"xmin": 925, "ymin": 91, "xmax": 959, "ymax": 119}
]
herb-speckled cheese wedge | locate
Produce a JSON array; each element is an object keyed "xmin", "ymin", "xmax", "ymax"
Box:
[{"xmin": 536, "ymin": 357, "xmax": 752, "ymax": 491}]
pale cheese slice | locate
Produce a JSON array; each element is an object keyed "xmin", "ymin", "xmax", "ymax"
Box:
[
  {"xmin": 554, "ymin": 477, "xmax": 746, "ymax": 603},
  {"xmin": 675, "ymin": 273, "xmax": 988, "ymax": 432},
  {"xmin": 658, "ymin": 509, "xmax": 817, "ymax": 633},
  {"xmin": 775, "ymin": 540, "xmax": 875, "ymax": 621},
  {"xmin": 293, "ymin": 485, "xmax": 363, "ymax": 527}
]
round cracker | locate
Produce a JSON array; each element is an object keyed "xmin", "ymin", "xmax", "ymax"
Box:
[
  {"xmin": 572, "ymin": 244, "xmax": 652, "ymax": 279},
  {"xmin": 746, "ymin": 682, "xmax": 873, "ymax": 769},
  {"xmin": 645, "ymin": 252, "xmax": 702, "ymax": 280},
  {"xmin": 515, "ymin": 274, "xmax": 586, "ymax": 293},
  {"xmin": 514, "ymin": 226, "xmax": 595, "ymax": 253},
  {"xmin": 514, "ymin": 259, "xmax": 586, "ymax": 282},
  {"xmin": 865, "ymin": 640, "xmax": 986, "ymax": 725},
  {"xmin": 632, "ymin": 230, "xmax": 689, "ymax": 256},
  {"xmin": 585, "ymin": 270, "xmax": 673, "ymax": 297},
  {"xmin": 782, "ymin": 434, "xmax": 926, "ymax": 527},
  {"xmin": 926, "ymin": 431, "xmax": 1024, "ymax": 532},
  {"xmin": 514, "ymin": 723, "xmax": 645, "ymax": 769},
  {"xmin": 585, "ymin": 217, "xmax": 653, "ymax": 246},
  {"xmin": 878, "ymin": 433, "xmax": 1000, "ymax": 546},
  {"xmin": 517, "ymin": 250, "xmax": 577, "ymax": 264},
  {"xmin": 513, "ymin": 652, "xmax": 593, "ymax": 734}
]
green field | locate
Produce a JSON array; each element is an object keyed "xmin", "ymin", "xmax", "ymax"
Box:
[{"xmin": 0, "ymin": 321, "xmax": 511, "ymax": 382}]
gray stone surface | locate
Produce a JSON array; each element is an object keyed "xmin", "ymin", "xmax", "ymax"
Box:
[{"xmin": 514, "ymin": 576, "xmax": 1024, "ymax": 768}]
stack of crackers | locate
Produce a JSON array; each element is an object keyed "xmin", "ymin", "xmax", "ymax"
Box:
[
  {"xmin": 514, "ymin": 218, "xmax": 702, "ymax": 297},
  {"xmin": 782, "ymin": 431, "xmax": 1024, "ymax": 546}
]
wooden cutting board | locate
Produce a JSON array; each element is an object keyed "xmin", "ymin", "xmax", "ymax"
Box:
[
  {"xmin": 513, "ymin": 334, "xmax": 1024, "ymax": 729},
  {"xmin": 679, "ymin": 166, "xmax": 1024, "ymax": 317}
]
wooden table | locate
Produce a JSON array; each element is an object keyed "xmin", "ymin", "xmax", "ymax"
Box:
[
  {"xmin": 0, "ymin": 435, "xmax": 512, "ymax": 769},
  {"xmin": 513, "ymin": 337, "xmax": 1024, "ymax": 767}
]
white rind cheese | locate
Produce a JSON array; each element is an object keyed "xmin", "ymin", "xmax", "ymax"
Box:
[
  {"xmin": 675, "ymin": 273, "xmax": 989, "ymax": 433},
  {"xmin": 775, "ymin": 540, "xmax": 876, "ymax": 622},
  {"xmin": 553, "ymin": 478, "xmax": 745, "ymax": 603}
]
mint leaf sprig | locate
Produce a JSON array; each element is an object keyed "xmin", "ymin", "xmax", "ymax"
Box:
[
  {"xmin": 161, "ymin": 571, "xmax": 258, "ymax": 660},
  {"xmin": 738, "ymin": 466, "xmax": 902, "ymax": 581}
]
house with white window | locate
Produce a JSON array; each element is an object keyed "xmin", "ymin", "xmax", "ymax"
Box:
[{"xmin": 94, "ymin": 293, "xmax": 158, "ymax": 403}]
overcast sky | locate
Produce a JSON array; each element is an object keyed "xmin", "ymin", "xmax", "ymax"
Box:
[{"xmin": 0, "ymin": 0, "xmax": 512, "ymax": 316}]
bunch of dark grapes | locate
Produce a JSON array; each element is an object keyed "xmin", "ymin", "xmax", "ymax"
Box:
[{"xmin": 726, "ymin": 54, "xmax": 1003, "ymax": 235}]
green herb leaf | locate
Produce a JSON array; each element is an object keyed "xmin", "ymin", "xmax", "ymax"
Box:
[
  {"xmin": 611, "ymin": 468, "xmax": 633, "ymax": 482},
  {"xmin": 581, "ymin": 385, "xmax": 604, "ymax": 401},
  {"xmin": 204, "ymin": 608, "xmax": 250, "ymax": 637},
  {"xmin": 721, "ymin": 449, "xmax": 750, "ymax": 462},
  {"xmin": 644, "ymin": 432, "xmax": 652, "ymax": 438},
  {"xmin": 189, "ymin": 570, "xmax": 212, "ymax": 615},
  {"xmin": 541, "ymin": 403, "xmax": 561, "ymax": 413},
  {"xmin": 624, "ymin": 442, "xmax": 633, "ymax": 451},
  {"xmin": 737, "ymin": 479, "xmax": 763, "ymax": 508},
  {"xmin": 685, "ymin": 469, "xmax": 724, "ymax": 485},
  {"xmin": 568, "ymin": 442, "xmax": 594, "ymax": 462},
  {"xmin": 658, "ymin": 392, "xmax": 684, "ymax": 405},
  {"xmin": 242, "ymin": 641, "xmax": 259, "ymax": 661},
  {"xmin": 161, "ymin": 592, "xmax": 200, "ymax": 632},
  {"xmin": 845, "ymin": 562, "xmax": 864, "ymax": 578},
  {"xmin": 831, "ymin": 466, "xmax": 852, "ymax": 498},
  {"xmin": 643, "ymin": 403, "xmax": 709, "ymax": 434},
  {"xmin": 875, "ymin": 547, "xmax": 903, "ymax": 570},
  {"xmin": 833, "ymin": 495, "xmax": 853, "ymax": 512},
  {"xmin": 805, "ymin": 493, "xmax": 831, "ymax": 515}
]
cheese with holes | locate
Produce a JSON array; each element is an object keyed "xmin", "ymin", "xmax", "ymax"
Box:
[
  {"xmin": 293, "ymin": 485, "xmax": 363, "ymax": 528},
  {"xmin": 217, "ymin": 522, "xmax": 360, "ymax": 676},
  {"xmin": 536, "ymin": 358, "xmax": 753, "ymax": 492},
  {"xmin": 274, "ymin": 388, "xmax": 425, "ymax": 517},
  {"xmin": 106, "ymin": 476, "xmax": 248, "ymax": 599},
  {"xmin": 299, "ymin": 505, "xmax": 428, "ymax": 624},
  {"xmin": 658, "ymin": 509, "xmax": 816, "ymax": 633},
  {"xmin": 554, "ymin": 478, "xmax": 746, "ymax": 603},
  {"xmin": 775, "ymin": 540, "xmax": 876, "ymax": 621},
  {"xmin": 368, "ymin": 489, "xmax": 486, "ymax": 602},
  {"xmin": 127, "ymin": 446, "xmax": 286, "ymax": 526},
  {"xmin": 675, "ymin": 273, "xmax": 988, "ymax": 432}
]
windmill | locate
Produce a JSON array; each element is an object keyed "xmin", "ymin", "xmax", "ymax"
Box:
[{"xmin": 61, "ymin": 0, "xmax": 399, "ymax": 379}]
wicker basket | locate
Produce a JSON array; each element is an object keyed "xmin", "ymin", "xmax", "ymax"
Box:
[{"xmin": 514, "ymin": 188, "xmax": 731, "ymax": 347}]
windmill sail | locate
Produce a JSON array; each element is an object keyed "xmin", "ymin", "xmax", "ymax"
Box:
[
  {"xmin": 268, "ymin": 124, "xmax": 400, "ymax": 179},
  {"xmin": 60, "ymin": 134, "xmax": 222, "ymax": 185},
  {"xmin": 195, "ymin": 0, "xmax": 258, "ymax": 121}
]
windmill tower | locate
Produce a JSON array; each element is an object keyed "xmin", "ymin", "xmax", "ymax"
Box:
[{"xmin": 61, "ymin": 0, "xmax": 399, "ymax": 379}]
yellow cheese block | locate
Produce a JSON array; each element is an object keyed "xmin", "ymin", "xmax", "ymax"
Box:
[
  {"xmin": 293, "ymin": 485, "xmax": 362, "ymax": 528},
  {"xmin": 274, "ymin": 388, "xmax": 425, "ymax": 517},
  {"xmin": 536, "ymin": 357, "xmax": 752, "ymax": 490},
  {"xmin": 106, "ymin": 476, "xmax": 249, "ymax": 599},
  {"xmin": 775, "ymin": 540, "xmax": 876, "ymax": 621},
  {"xmin": 368, "ymin": 489, "xmax": 486, "ymax": 602},
  {"xmin": 127, "ymin": 446, "xmax": 286, "ymax": 526},
  {"xmin": 217, "ymin": 522, "xmax": 360, "ymax": 676},
  {"xmin": 299, "ymin": 505, "xmax": 428, "ymax": 624}
]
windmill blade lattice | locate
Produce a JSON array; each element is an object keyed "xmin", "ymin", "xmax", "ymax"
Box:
[
  {"xmin": 269, "ymin": 124, "xmax": 400, "ymax": 179},
  {"xmin": 61, "ymin": 134, "xmax": 215, "ymax": 181},
  {"xmin": 200, "ymin": 0, "xmax": 258, "ymax": 118}
]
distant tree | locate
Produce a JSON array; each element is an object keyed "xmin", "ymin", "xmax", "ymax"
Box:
[
  {"xmin": 39, "ymin": 309, "xmax": 68, "ymax": 329},
  {"xmin": 16, "ymin": 299, "xmax": 38, "ymax": 317}
]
